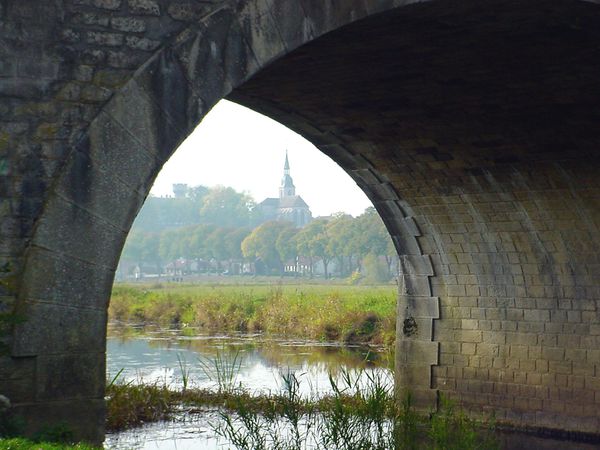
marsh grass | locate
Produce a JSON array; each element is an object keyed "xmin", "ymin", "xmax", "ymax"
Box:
[
  {"xmin": 109, "ymin": 283, "xmax": 397, "ymax": 346},
  {"xmin": 105, "ymin": 382, "xmax": 174, "ymax": 431},
  {"xmin": 211, "ymin": 368, "xmax": 498, "ymax": 450},
  {"xmin": 105, "ymin": 362, "xmax": 497, "ymax": 450},
  {"xmin": 197, "ymin": 349, "xmax": 244, "ymax": 394},
  {"xmin": 176, "ymin": 354, "xmax": 191, "ymax": 392}
]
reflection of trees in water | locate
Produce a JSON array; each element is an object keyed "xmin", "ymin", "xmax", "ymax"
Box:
[{"xmin": 107, "ymin": 325, "xmax": 391, "ymax": 374}]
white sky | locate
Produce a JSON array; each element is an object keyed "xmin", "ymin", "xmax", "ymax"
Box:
[{"xmin": 150, "ymin": 100, "xmax": 373, "ymax": 217}]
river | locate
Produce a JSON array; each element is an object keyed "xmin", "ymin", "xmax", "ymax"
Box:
[{"xmin": 104, "ymin": 324, "xmax": 392, "ymax": 449}]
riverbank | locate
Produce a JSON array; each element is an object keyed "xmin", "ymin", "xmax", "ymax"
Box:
[{"xmin": 109, "ymin": 282, "xmax": 397, "ymax": 347}]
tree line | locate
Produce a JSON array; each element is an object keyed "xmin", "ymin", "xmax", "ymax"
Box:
[{"xmin": 121, "ymin": 185, "xmax": 397, "ymax": 280}]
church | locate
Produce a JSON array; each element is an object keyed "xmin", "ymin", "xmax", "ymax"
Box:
[{"xmin": 257, "ymin": 152, "xmax": 313, "ymax": 228}]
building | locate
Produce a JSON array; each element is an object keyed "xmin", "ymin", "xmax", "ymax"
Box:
[{"xmin": 257, "ymin": 152, "xmax": 312, "ymax": 228}]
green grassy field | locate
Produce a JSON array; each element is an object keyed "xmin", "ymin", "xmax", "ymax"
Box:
[{"xmin": 109, "ymin": 282, "xmax": 397, "ymax": 346}]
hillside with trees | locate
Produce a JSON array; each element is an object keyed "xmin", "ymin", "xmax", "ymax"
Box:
[{"xmin": 119, "ymin": 185, "xmax": 396, "ymax": 281}]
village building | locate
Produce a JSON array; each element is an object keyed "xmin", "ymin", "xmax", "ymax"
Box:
[{"xmin": 257, "ymin": 152, "xmax": 312, "ymax": 227}]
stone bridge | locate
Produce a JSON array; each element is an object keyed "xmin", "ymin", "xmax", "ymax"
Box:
[{"xmin": 1, "ymin": 0, "xmax": 599, "ymax": 442}]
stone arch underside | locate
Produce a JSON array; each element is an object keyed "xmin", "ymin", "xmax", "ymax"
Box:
[{"xmin": 1, "ymin": 0, "xmax": 599, "ymax": 441}]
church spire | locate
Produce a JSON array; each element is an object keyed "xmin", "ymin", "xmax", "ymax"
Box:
[
  {"xmin": 284, "ymin": 150, "xmax": 290, "ymax": 174},
  {"xmin": 279, "ymin": 150, "xmax": 295, "ymax": 199}
]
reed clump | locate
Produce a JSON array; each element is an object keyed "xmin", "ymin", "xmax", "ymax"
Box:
[{"xmin": 105, "ymin": 381, "xmax": 174, "ymax": 431}]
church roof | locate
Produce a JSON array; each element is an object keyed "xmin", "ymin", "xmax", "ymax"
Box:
[
  {"xmin": 278, "ymin": 195, "xmax": 309, "ymax": 209},
  {"xmin": 259, "ymin": 197, "xmax": 279, "ymax": 206}
]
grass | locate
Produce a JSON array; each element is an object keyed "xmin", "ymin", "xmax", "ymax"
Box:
[
  {"xmin": 0, "ymin": 438, "xmax": 98, "ymax": 449},
  {"xmin": 109, "ymin": 283, "xmax": 397, "ymax": 347}
]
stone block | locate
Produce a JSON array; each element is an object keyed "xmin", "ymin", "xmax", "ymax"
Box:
[
  {"xmin": 107, "ymin": 49, "xmax": 149, "ymax": 69},
  {"xmin": 86, "ymin": 31, "xmax": 124, "ymax": 47},
  {"xmin": 236, "ymin": 0, "xmax": 286, "ymax": 67},
  {"xmin": 103, "ymin": 79, "xmax": 185, "ymax": 161},
  {"xmin": 11, "ymin": 301, "xmax": 106, "ymax": 356},
  {"xmin": 125, "ymin": 36, "xmax": 160, "ymax": 51},
  {"xmin": 11, "ymin": 398, "xmax": 105, "ymax": 444},
  {"xmin": 128, "ymin": 0, "xmax": 160, "ymax": 15},
  {"xmin": 270, "ymin": 0, "xmax": 314, "ymax": 53},
  {"xmin": 397, "ymin": 295, "xmax": 439, "ymax": 319},
  {"xmin": 396, "ymin": 340, "xmax": 438, "ymax": 366},
  {"xmin": 395, "ymin": 363, "xmax": 433, "ymax": 389},
  {"xmin": 30, "ymin": 194, "xmax": 126, "ymax": 268},
  {"xmin": 0, "ymin": 356, "xmax": 36, "ymax": 403},
  {"xmin": 55, "ymin": 137, "xmax": 146, "ymax": 231},
  {"xmin": 181, "ymin": 7, "xmax": 259, "ymax": 98},
  {"xmin": 399, "ymin": 254, "xmax": 433, "ymax": 276},
  {"xmin": 36, "ymin": 353, "xmax": 105, "ymax": 401},
  {"xmin": 93, "ymin": 0, "xmax": 121, "ymax": 10},
  {"xmin": 87, "ymin": 112, "xmax": 161, "ymax": 193},
  {"xmin": 19, "ymin": 246, "xmax": 115, "ymax": 310},
  {"xmin": 167, "ymin": 2, "xmax": 215, "ymax": 21},
  {"xmin": 111, "ymin": 17, "xmax": 146, "ymax": 32}
]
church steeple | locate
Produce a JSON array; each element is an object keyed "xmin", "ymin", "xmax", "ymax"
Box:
[{"xmin": 279, "ymin": 150, "xmax": 296, "ymax": 199}]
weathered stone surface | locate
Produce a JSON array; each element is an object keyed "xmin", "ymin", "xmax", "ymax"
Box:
[
  {"xmin": 11, "ymin": 399, "xmax": 105, "ymax": 443},
  {"xmin": 0, "ymin": 356, "xmax": 36, "ymax": 403},
  {"xmin": 12, "ymin": 301, "xmax": 107, "ymax": 356},
  {"xmin": 398, "ymin": 296, "xmax": 440, "ymax": 319},
  {"xmin": 111, "ymin": 17, "xmax": 146, "ymax": 32},
  {"xmin": 36, "ymin": 353, "xmax": 105, "ymax": 401},
  {"xmin": 167, "ymin": 2, "xmax": 214, "ymax": 21},
  {"xmin": 236, "ymin": 0, "xmax": 286, "ymax": 67},
  {"xmin": 128, "ymin": 0, "xmax": 160, "ymax": 15},
  {"xmin": 93, "ymin": 0, "xmax": 122, "ymax": 10},
  {"xmin": 19, "ymin": 246, "xmax": 116, "ymax": 310},
  {"xmin": 30, "ymin": 194, "xmax": 127, "ymax": 267}
]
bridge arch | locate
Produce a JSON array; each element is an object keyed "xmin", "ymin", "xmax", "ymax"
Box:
[{"xmin": 1, "ymin": 0, "xmax": 600, "ymax": 441}]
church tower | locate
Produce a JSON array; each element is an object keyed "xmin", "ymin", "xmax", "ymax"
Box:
[
  {"xmin": 279, "ymin": 151, "xmax": 296, "ymax": 198},
  {"xmin": 258, "ymin": 150, "xmax": 312, "ymax": 228}
]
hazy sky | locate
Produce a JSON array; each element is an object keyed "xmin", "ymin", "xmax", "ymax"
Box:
[{"xmin": 150, "ymin": 100, "xmax": 372, "ymax": 217}]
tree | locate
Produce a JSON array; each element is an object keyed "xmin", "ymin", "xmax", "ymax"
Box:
[
  {"xmin": 225, "ymin": 228, "xmax": 251, "ymax": 261},
  {"xmin": 206, "ymin": 227, "xmax": 230, "ymax": 271},
  {"xmin": 295, "ymin": 219, "xmax": 334, "ymax": 278},
  {"xmin": 325, "ymin": 214, "xmax": 354, "ymax": 276},
  {"xmin": 188, "ymin": 224, "xmax": 217, "ymax": 261},
  {"xmin": 199, "ymin": 186, "xmax": 255, "ymax": 228},
  {"xmin": 356, "ymin": 207, "xmax": 396, "ymax": 278},
  {"xmin": 241, "ymin": 221, "xmax": 293, "ymax": 274},
  {"xmin": 276, "ymin": 226, "xmax": 299, "ymax": 273}
]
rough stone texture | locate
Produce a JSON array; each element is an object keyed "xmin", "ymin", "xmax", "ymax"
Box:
[{"xmin": 1, "ymin": 0, "xmax": 600, "ymax": 442}]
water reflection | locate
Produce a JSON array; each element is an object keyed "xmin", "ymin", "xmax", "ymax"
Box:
[
  {"xmin": 105, "ymin": 325, "xmax": 392, "ymax": 449},
  {"xmin": 106, "ymin": 324, "xmax": 392, "ymax": 397},
  {"xmin": 105, "ymin": 410, "xmax": 222, "ymax": 450}
]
